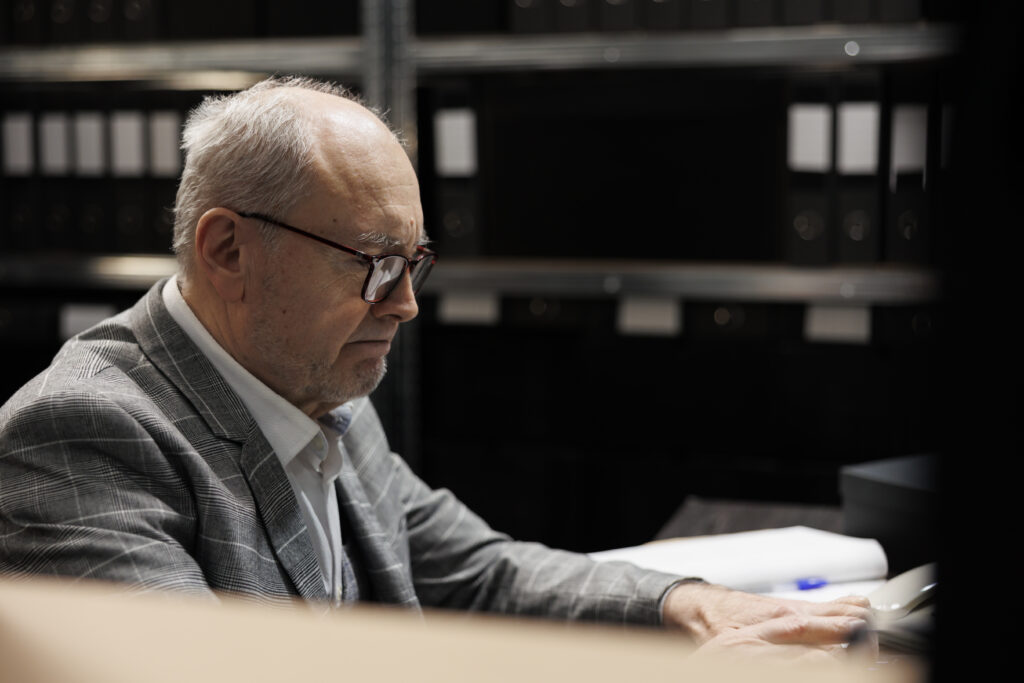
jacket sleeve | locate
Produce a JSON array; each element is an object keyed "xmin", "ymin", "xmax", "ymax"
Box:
[
  {"xmin": 345, "ymin": 399, "xmax": 682, "ymax": 626},
  {"xmin": 0, "ymin": 389, "xmax": 214, "ymax": 597}
]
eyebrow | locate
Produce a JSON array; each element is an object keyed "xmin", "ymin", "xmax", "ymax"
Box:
[{"xmin": 356, "ymin": 230, "xmax": 432, "ymax": 251}]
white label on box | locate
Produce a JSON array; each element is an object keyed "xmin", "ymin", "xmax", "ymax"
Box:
[
  {"xmin": 149, "ymin": 110, "xmax": 181, "ymax": 177},
  {"xmin": 433, "ymin": 108, "xmax": 477, "ymax": 177},
  {"xmin": 616, "ymin": 296, "xmax": 681, "ymax": 337},
  {"xmin": 40, "ymin": 112, "xmax": 71, "ymax": 176},
  {"xmin": 837, "ymin": 102, "xmax": 879, "ymax": 175},
  {"xmin": 804, "ymin": 305, "xmax": 871, "ymax": 344},
  {"xmin": 2, "ymin": 112, "xmax": 34, "ymax": 176},
  {"xmin": 891, "ymin": 105, "xmax": 928, "ymax": 175},
  {"xmin": 111, "ymin": 110, "xmax": 146, "ymax": 177},
  {"xmin": 787, "ymin": 103, "xmax": 832, "ymax": 173},
  {"xmin": 438, "ymin": 292, "xmax": 500, "ymax": 325},
  {"xmin": 74, "ymin": 111, "xmax": 106, "ymax": 176}
]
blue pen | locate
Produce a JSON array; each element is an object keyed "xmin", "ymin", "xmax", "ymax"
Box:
[
  {"xmin": 794, "ymin": 577, "xmax": 829, "ymax": 591},
  {"xmin": 751, "ymin": 577, "xmax": 830, "ymax": 594}
]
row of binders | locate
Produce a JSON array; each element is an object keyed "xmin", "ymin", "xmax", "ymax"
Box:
[
  {"xmin": 417, "ymin": 0, "xmax": 953, "ymax": 36},
  {"xmin": 0, "ymin": 0, "xmax": 359, "ymax": 45},
  {"xmin": 506, "ymin": 0, "xmax": 936, "ymax": 33},
  {"xmin": 0, "ymin": 97, "xmax": 193, "ymax": 254},
  {"xmin": 2, "ymin": 68, "xmax": 950, "ymax": 265},
  {"xmin": 783, "ymin": 71, "xmax": 950, "ymax": 266},
  {"xmin": 424, "ymin": 68, "xmax": 951, "ymax": 266},
  {"xmin": 1, "ymin": 0, "xmax": 957, "ymax": 46}
]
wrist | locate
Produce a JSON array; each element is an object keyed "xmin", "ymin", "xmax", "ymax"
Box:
[{"xmin": 660, "ymin": 579, "xmax": 722, "ymax": 643}]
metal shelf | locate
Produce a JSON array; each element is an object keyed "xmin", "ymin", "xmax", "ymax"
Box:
[
  {"xmin": 412, "ymin": 23, "xmax": 959, "ymax": 73},
  {"xmin": 0, "ymin": 255, "xmax": 940, "ymax": 305},
  {"xmin": 0, "ymin": 36, "xmax": 365, "ymax": 84},
  {"xmin": 0, "ymin": 254, "xmax": 177, "ymax": 291},
  {"xmin": 423, "ymin": 259, "xmax": 940, "ymax": 305},
  {"xmin": 0, "ymin": 24, "xmax": 958, "ymax": 84},
  {"xmin": 0, "ymin": 18, "xmax": 951, "ymax": 306}
]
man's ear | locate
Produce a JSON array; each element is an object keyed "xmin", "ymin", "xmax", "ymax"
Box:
[{"xmin": 193, "ymin": 208, "xmax": 250, "ymax": 303}]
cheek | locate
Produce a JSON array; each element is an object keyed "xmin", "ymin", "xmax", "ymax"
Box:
[
  {"xmin": 305, "ymin": 302, "xmax": 372, "ymax": 354},
  {"xmin": 258, "ymin": 264, "xmax": 370, "ymax": 351}
]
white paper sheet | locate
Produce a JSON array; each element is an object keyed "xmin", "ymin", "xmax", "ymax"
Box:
[{"xmin": 589, "ymin": 526, "xmax": 887, "ymax": 593}]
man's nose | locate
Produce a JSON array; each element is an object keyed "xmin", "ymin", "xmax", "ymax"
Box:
[{"xmin": 372, "ymin": 271, "xmax": 419, "ymax": 322}]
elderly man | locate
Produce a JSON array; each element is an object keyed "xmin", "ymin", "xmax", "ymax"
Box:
[{"xmin": 0, "ymin": 77, "xmax": 869, "ymax": 659}]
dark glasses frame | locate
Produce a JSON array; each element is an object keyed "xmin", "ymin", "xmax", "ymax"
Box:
[{"xmin": 236, "ymin": 211, "xmax": 437, "ymax": 304}]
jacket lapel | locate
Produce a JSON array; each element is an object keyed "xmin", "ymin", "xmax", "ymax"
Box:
[
  {"xmin": 129, "ymin": 279, "xmax": 325, "ymax": 602},
  {"xmin": 239, "ymin": 425, "xmax": 326, "ymax": 602},
  {"xmin": 336, "ymin": 458, "xmax": 420, "ymax": 609}
]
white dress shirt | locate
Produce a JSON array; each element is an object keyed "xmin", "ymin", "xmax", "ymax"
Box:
[{"xmin": 162, "ymin": 276, "xmax": 350, "ymax": 603}]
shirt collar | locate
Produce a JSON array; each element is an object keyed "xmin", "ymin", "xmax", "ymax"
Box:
[{"xmin": 162, "ymin": 276, "xmax": 353, "ymax": 466}]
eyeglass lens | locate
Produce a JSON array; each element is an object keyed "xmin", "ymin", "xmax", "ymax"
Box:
[{"xmin": 365, "ymin": 255, "xmax": 434, "ymax": 303}]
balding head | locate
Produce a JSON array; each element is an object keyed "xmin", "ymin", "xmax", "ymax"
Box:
[{"xmin": 171, "ymin": 76, "xmax": 404, "ymax": 283}]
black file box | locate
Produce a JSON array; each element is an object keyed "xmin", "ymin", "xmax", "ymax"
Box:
[
  {"xmin": 833, "ymin": 0, "xmax": 874, "ymax": 23},
  {"xmin": 841, "ymin": 453, "xmax": 937, "ymax": 576},
  {"xmin": 478, "ymin": 70, "xmax": 785, "ymax": 261},
  {"xmin": 877, "ymin": 0, "xmax": 921, "ymax": 23},
  {"xmin": 640, "ymin": 0, "xmax": 683, "ymax": 30},
  {"xmin": 2, "ymin": 179, "xmax": 42, "ymax": 250},
  {"xmin": 783, "ymin": 76, "xmax": 835, "ymax": 265},
  {"xmin": 112, "ymin": 178, "xmax": 150, "ymax": 253},
  {"xmin": 6, "ymin": 0, "xmax": 45, "ymax": 44},
  {"xmin": 780, "ymin": 0, "xmax": 825, "ymax": 24},
  {"xmin": 42, "ymin": 178, "xmax": 77, "ymax": 249},
  {"xmin": 509, "ymin": 0, "xmax": 553, "ymax": 33},
  {"xmin": 553, "ymin": 0, "xmax": 593, "ymax": 31},
  {"xmin": 85, "ymin": 0, "xmax": 117, "ymax": 42},
  {"xmin": 163, "ymin": 0, "xmax": 254, "ymax": 40},
  {"xmin": 47, "ymin": 0, "xmax": 84, "ymax": 44},
  {"xmin": 597, "ymin": 0, "xmax": 638, "ymax": 31},
  {"xmin": 418, "ymin": 87, "xmax": 482, "ymax": 257},
  {"xmin": 118, "ymin": 0, "xmax": 161, "ymax": 41},
  {"xmin": 264, "ymin": 0, "xmax": 359, "ymax": 37},
  {"xmin": 883, "ymin": 67, "xmax": 936, "ymax": 265},
  {"xmin": 416, "ymin": 0, "xmax": 505, "ymax": 35},
  {"xmin": 75, "ymin": 178, "xmax": 116, "ymax": 253},
  {"xmin": 835, "ymin": 71, "xmax": 883, "ymax": 263},
  {"xmin": 735, "ymin": 0, "xmax": 775, "ymax": 26},
  {"xmin": 688, "ymin": 0, "xmax": 728, "ymax": 29}
]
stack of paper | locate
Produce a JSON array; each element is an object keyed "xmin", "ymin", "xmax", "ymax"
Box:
[{"xmin": 589, "ymin": 526, "xmax": 888, "ymax": 599}]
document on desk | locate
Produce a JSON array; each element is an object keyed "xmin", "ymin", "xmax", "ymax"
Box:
[{"xmin": 589, "ymin": 526, "xmax": 888, "ymax": 599}]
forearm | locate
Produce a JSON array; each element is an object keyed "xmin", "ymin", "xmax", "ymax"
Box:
[{"xmin": 404, "ymin": 479, "xmax": 678, "ymax": 624}]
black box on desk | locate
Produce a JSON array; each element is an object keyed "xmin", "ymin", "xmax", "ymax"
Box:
[{"xmin": 840, "ymin": 453, "xmax": 937, "ymax": 576}]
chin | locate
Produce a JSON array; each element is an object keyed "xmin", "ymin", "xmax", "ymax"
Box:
[{"xmin": 318, "ymin": 357, "xmax": 388, "ymax": 406}]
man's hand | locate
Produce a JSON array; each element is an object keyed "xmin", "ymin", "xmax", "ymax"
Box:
[{"xmin": 662, "ymin": 581, "xmax": 875, "ymax": 661}]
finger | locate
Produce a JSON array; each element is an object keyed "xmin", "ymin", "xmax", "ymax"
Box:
[
  {"xmin": 806, "ymin": 599, "xmax": 871, "ymax": 620},
  {"xmin": 753, "ymin": 615, "xmax": 868, "ymax": 646},
  {"xmin": 831, "ymin": 595, "xmax": 871, "ymax": 608}
]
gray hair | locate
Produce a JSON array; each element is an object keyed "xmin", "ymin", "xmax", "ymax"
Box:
[{"xmin": 171, "ymin": 76, "xmax": 382, "ymax": 282}]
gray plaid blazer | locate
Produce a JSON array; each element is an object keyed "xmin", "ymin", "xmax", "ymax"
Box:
[{"xmin": 0, "ymin": 280, "xmax": 679, "ymax": 624}]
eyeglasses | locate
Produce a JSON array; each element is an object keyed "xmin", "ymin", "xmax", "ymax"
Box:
[{"xmin": 237, "ymin": 211, "xmax": 437, "ymax": 304}]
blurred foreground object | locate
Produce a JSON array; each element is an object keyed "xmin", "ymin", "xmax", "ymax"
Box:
[{"xmin": 0, "ymin": 576, "xmax": 925, "ymax": 683}]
